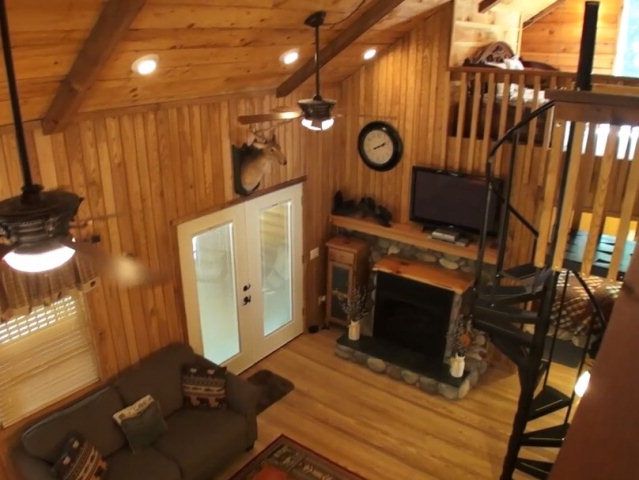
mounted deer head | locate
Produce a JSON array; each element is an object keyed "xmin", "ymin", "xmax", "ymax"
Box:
[{"xmin": 232, "ymin": 125, "xmax": 288, "ymax": 196}]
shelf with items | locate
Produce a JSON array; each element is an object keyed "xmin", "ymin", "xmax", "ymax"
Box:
[{"xmin": 330, "ymin": 214, "xmax": 498, "ymax": 265}]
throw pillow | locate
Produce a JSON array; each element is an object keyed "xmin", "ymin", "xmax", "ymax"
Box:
[
  {"xmin": 112, "ymin": 395, "xmax": 167, "ymax": 453},
  {"xmin": 182, "ymin": 363, "xmax": 227, "ymax": 408},
  {"xmin": 52, "ymin": 434, "xmax": 107, "ymax": 480}
]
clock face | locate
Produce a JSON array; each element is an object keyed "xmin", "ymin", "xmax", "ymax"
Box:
[
  {"xmin": 362, "ymin": 129, "xmax": 394, "ymax": 166},
  {"xmin": 357, "ymin": 121, "xmax": 403, "ymax": 171}
]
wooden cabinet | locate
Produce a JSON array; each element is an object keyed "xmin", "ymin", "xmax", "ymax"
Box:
[{"xmin": 326, "ymin": 236, "xmax": 369, "ymax": 326}]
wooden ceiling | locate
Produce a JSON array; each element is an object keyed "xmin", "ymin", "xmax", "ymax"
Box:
[{"xmin": 0, "ymin": 0, "xmax": 449, "ymax": 126}]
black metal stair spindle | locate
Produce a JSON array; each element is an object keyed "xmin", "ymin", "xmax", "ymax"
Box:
[
  {"xmin": 543, "ymin": 270, "xmax": 570, "ymax": 390},
  {"xmin": 495, "ymin": 131, "xmax": 520, "ymax": 283}
]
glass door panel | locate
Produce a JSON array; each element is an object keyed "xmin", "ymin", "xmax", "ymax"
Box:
[
  {"xmin": 192, "ymin": 223, "xmax": 240, "ymax": 364},
  {"xmin": 259, "ymin": 201, "xmax": 293, "ymax": 336}
]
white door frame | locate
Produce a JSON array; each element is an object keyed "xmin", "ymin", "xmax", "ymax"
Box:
[
  {"xmin": 177, "ymin": 183, "xmax": 304, "ymax": 373},
  {"xmin": 245, "ymin": 182, "xmax": 304, "ymax": 361}
]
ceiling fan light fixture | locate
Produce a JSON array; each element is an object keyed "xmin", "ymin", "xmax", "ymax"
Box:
[
  {"xmin": 4, "ymin": 240, "xmax": 75, "ymax": 273},
  {"xmin": 301, "ymin": 117, "xmax": 334, "ymax": 131},
  {"xmin": 298, "ymin": 96, "xmax": 336, "ymax": 131}
]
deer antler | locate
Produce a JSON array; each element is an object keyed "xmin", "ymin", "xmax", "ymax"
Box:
[{"xmin": 248, "ymin": 118, "xmax": 296, "ymax": 144}]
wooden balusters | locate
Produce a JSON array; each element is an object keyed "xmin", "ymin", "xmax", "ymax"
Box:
[
  {"xmin": 534, "ymin": 119, "xmax": 566, "ymax": 268},
  {"xmin": 581, "ymin": 126, "xmax": 620, "ymax": 276},
  {"xmin": 609, "ymin": 145, "xmax": 639, "ymax": 279},
  {"xmin": 552, "ymin": 121, "xmax": 588, "ymax": 271}
]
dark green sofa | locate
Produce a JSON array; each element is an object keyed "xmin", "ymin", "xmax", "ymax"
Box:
[{"xmin": 11, "ymin": 343, "xmax": 259, "ymax": 480}]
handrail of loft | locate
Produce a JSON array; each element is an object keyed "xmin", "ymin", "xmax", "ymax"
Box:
[{"xmin": 448, "ymin": 66, "xmax": 639, "ymax": 88}]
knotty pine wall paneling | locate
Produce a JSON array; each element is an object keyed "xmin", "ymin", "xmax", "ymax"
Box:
[
  {"xmin": 520, "ymin": 0, "xmax": 623, "ymax": 74},
  {"xmin": 0, "ymin": 87, "xmax": 342, "ymax": 477},
  {"xmin": 332, "ymin": 4, "xmax": 453, "ymax": 224}
]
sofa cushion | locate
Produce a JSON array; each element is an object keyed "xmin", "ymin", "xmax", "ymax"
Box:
[
  {"xmin": 181, "ymin": 363, "xmax": 227, "ymax": 409},
  {"xmin": 115, "ymin": 343, "xmax": 196, "ymax": 417},
  {"xmin": 106, "ymin": 447, "xmax": 181, "ymax": 480},
  {"xmin": 52, "ymin": 434, "xmax": 108, "ymax": 480},
  {"xmin": 155, "ymin": 408, "xmax": 250, "ymax": 480},
  {"xmin": 22, "ymin": 387, "xmax": 126, "ymax": 463},
  {"xmin": 113, "ymin": 395, "xmax": 168, "ymax": 453}
]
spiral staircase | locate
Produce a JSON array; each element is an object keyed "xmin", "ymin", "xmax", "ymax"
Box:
[{"xmin": 468, "ymin": 4, "xmax": 639, "ymax": 478}]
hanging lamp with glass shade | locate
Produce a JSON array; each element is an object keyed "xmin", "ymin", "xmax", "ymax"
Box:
[
  {"xmin": 298, "ymin": 11, "xmax": 336, "ymax": 132},
  {"xmin": 0, "ymin": 0, "xmax": 81, "ymax": 273}
]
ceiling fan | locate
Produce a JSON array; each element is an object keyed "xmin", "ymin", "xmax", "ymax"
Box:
[
  {"xmin": 237, "ymin": 10, "xmax": 337, "ymax": 132},
  {"xmin": 0, "ymin": 0, "xmax": 159, "ymax": 287}
]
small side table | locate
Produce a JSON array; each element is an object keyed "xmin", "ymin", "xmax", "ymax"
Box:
[{"xmin": 325, "ymin": 236, "xmax": 369, "ymax": 327}]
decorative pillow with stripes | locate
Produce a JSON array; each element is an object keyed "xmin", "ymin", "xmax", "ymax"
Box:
[
  {"xmin": 181, "ymin": 363, "xmax": 227, "ymax": 409},
  {"xmin": 52, "ymin": 434, "xmax": 107, "ymax": 480}
]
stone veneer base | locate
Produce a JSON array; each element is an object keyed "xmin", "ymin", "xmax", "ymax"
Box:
[{"xmin": 335, "ymin": 334, "xmax": 488, "ymax": 400}]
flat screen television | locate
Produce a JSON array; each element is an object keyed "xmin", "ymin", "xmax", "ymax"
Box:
[{"xmin": 410, "ymin": 167, "xmax": 502, "ymax": 235}]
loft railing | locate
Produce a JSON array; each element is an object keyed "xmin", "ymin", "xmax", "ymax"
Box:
[{"xmin": 448, "ymin": 66, "xmax": 639, "ymax": 279}]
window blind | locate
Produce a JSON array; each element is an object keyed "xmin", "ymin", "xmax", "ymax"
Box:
[{"xmin": 0, "ymin": 294, "xmax": 99, "ymax": 427}]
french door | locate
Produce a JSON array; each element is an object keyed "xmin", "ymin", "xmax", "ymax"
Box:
[{"xmin": 177, "ymin": 183, "xmax": 303, "ymax": 373}]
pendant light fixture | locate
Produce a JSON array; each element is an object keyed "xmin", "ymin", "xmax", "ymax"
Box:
[
  {"xmin": 298, "ymin": 11, "xmax": 336, "ymax": 132},
  {"xmin": 0, "ymin": 0, "xmax": 81, "ymax": 273}
]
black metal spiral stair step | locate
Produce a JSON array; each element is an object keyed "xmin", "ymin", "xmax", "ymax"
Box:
[
  {"xmin": 474, "ymin": 299, "xmax": 541, "ymax": 324},
  {"xmin": 529, "ymin": 386, "xmax": 571, "ymax": 420},
  {"xmin": 478, "ymin": 284, "xmax": 545, "ymax": 305},
  {"xmin": 502, "ymin": 263, "xmax": 553, "ymax": 286},
  {"xmin": 521, "ymin": 423, "xmax": 570, "ymax": 448},
  {"xmin": 473, "ymin": 316, "xmax": 534, "ymax": 346},
  {"xmin": 515, "ymin": 458, "xmax": 554, "ymax": 479},
  {"xmin": 490, "ymin": 335, "xmax": 529, "ymax": 370}
]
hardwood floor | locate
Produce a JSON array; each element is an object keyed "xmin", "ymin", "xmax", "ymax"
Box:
[{"xmin": 218, "ymin": 329, "xmax": 579, "ymax": 480}]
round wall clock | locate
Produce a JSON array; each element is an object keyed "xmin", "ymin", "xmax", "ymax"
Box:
[{"xmin": 357, "ymin": 121, "xmax": 403, "ymax": 171}]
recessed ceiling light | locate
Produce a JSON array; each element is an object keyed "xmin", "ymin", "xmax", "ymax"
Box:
[
  {"xmin": 280, "ymin": 49, "xmax": 300, "ymax": 65},
  {"xmin": 363, "ymin": 48, "xmax": 377, "ymax": 61},
  {"xmin": 132, "ymin": 54, "xmax": 159, "ymax": 76}
]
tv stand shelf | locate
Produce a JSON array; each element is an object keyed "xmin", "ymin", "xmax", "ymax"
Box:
[{"xmin": 330, "ymin": 214, "xmax": 498, "ymax": 265}]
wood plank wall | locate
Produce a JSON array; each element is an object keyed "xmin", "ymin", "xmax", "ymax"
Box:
[
  {"xmin": 0, "ymin": 87, "xmax": 343, "ymax": 477},
  {"xmin": 332, "ymin": 3, "xmax": 453, "ymax": 225},
  {"xmin": 520, "ymin": 0, "xmax": 623, "ymax": 74}
]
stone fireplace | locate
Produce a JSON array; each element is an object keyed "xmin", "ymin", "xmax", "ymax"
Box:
[
  {"xmin": 335, "ymin": 256, "xmax": 489, "ymax": 400},
  {"xmin": 373, "ymin": 271, "xmax": 454, "ymax": 364}
]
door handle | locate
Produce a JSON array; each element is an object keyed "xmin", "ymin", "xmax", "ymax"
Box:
[
  {"xmin": 243, "ymin": 283, "xmax": 251, "ymax": 292},
  {"xmin": 243, "ymin": 295, "xmax": 252, "ymax": 306}
]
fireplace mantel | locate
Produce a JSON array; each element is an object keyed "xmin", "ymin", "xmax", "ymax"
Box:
[
  {"xmin": 373, "ymin": 255, "xmax": 474, "ymax": 295},
  {"xmin": 330, "ymin": 214, "xmax": 498, "ymax": 265}
]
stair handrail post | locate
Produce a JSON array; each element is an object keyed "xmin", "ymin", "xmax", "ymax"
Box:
[{"xmin": 495, "ymin": 131, "xmax": 520, "ymax": 280}]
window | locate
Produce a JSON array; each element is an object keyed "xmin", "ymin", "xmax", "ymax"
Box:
[
  {"xmin": 0, "ymin": 294, "xmax": 99, "ymax": 427},
  {"xmin": 614, "ymin": 0, "xmax": 639, "ymax": 77}
]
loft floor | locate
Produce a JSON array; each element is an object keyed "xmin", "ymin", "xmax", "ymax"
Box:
[{"xmin": 218, "ymin": 329, "xmax": 578, "ymax": 480}]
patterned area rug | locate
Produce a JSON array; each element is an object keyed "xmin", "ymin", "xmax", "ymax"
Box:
[
  {"xmin": 228, "ymin": 435, "xmax": 365, "ymax": 480},
  {"xmin": 247, "ymin": 370, "xmax": 294, "ymax": 414}
]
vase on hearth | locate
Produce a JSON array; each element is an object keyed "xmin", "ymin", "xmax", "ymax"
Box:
[
  {"xmin": 449, "ymin": 353, "xmax": 465, "ymax": 378},
  {"xmin": 348, "ymin": 319, "xmax": 361, "ymax": 341}
]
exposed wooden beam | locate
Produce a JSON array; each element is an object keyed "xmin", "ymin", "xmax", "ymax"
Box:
[
  {"xmin": 478, "ymin": 0, "xmax": 502, "ymax": 13},
  {"xmin": 41, "ymin": 0, "xmax": 146, "ymax": 134},
  {"xmin": 523, "ymin": 0, "xmax": 565, "ymax": 29},
  {"xmin": 275, "ymin": 0, "xmax": 406, "ymax": 98}
]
